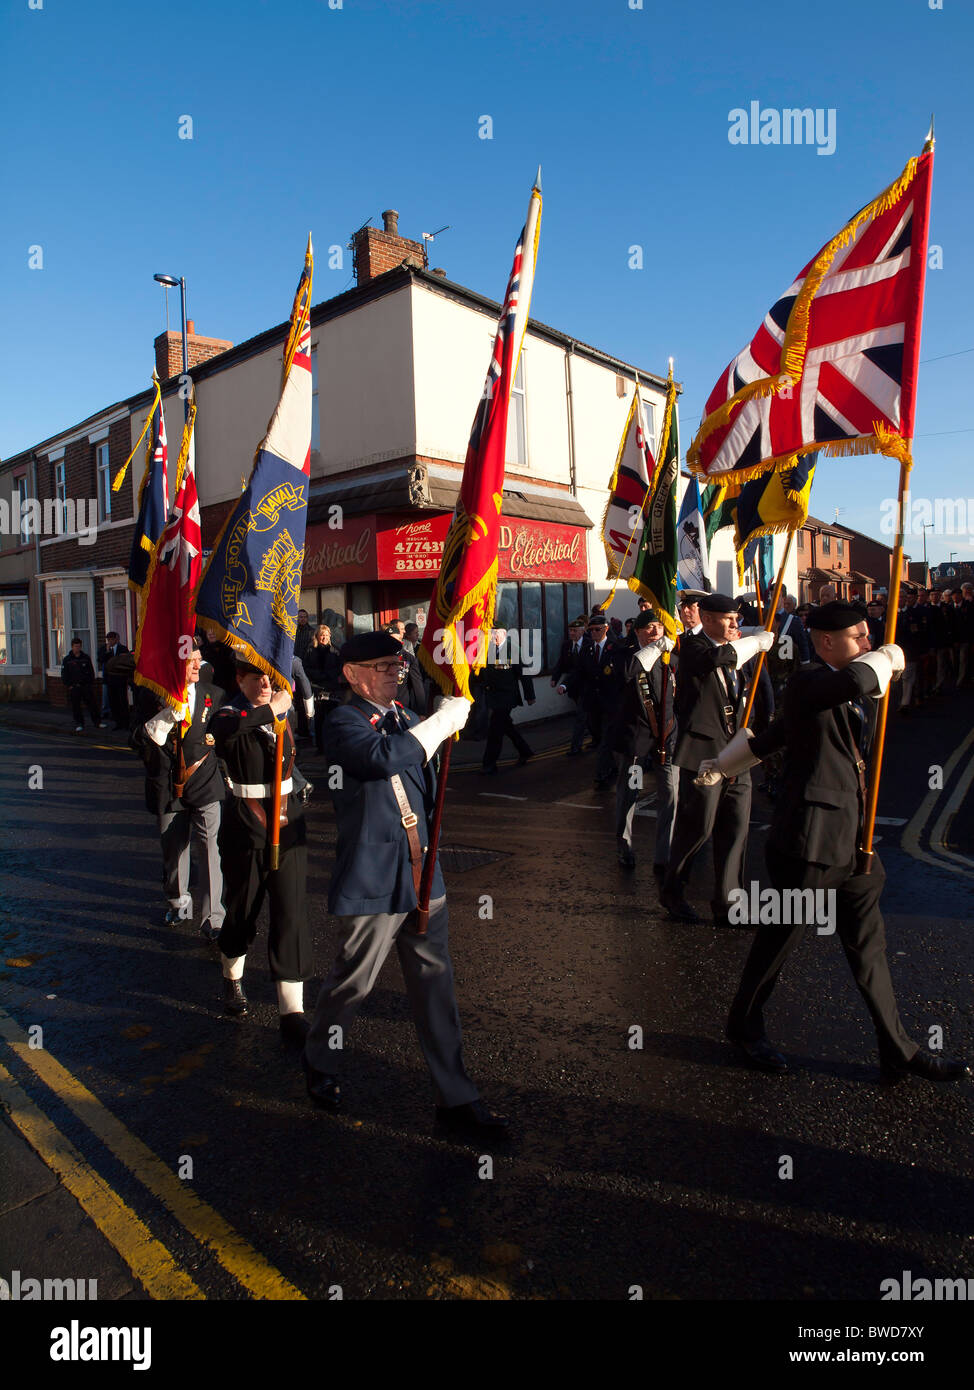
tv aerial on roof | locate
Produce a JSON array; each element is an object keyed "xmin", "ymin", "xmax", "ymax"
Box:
[{"xmin": 421, "ymin": 225, "xmax": 451, "ymax": 268}]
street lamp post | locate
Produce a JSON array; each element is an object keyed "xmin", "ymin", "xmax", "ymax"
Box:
[
  {"xmin": 921, "ymin": 522, "xmax": 934, "ymax": 566},
  {"xmin": 153, "ymin": 273, "xmax": 189, "ymax": 421}
]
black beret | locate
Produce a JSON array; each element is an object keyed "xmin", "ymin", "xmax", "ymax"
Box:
[
  {"xmin": 339, "ymin": 632, "xmax": 403, "ymax": 664},
  {"xmin": 568, "ymin": 615, "xmax": 588, "ymax": 627},
  {"xmin": 235, "ymin": 654, "xmax": 265, "ymax": 674},
  {"xmin": 807, "ymin": 600, "xmax": 868, "ymax": 631},
  {"xmin": 699, "ymin": 593, "xmax": 738, "ymax": 614},
  {"xmin": 634, "ymin": 608, "xmax": 662, "ymax": 631},
  {"xmin": 587, "ymin": 612, "xmax": 609, "ymax": 627}
]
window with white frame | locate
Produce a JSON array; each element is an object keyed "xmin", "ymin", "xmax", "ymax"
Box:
[
  {"xmin": 47, "ymin": 589, "xmax": 64, "ymax": 667},
  {"xmin": 55, "ymin": 460, "xmax": 67, "ymax": 530},
  {"xmin": 16, "ymin": 475, "xmax": 29, "ymax": 546},
  {"xmin": 640, "ymin": 397, "xmax": 657, "ymax": 456},
  {"xmin": 69, "ymin": 590, "xmax": 92, "ymax": 652},
  {"xmin": 0, "ymin": 598, "xmax": 30, "ymax": 670},
  {"xmin": 96, "ymin": 442, "xmax": 111, "ymax": 522},
  {"xmin": 104, "ymin": 584, "xmax": 132, "ymax": 648},
  {"xmin": 507, "ymin": 354, "xmax": 527, "ymax": 467}
]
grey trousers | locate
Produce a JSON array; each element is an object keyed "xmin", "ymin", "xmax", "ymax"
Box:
[
  {"xmin": 616, "ymin": 757, "xmax": 679, "ymax": 865},
  {"xmin": 159, "ymin": 801, "xmax": 225, "ymax": 931},
  {"xmin": 305, "ymin": 895, "xmax": 479, "ymax": 1108}
]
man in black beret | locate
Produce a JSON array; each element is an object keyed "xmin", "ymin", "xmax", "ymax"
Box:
[
  {"xmin": 700, "ymin": 601, "xmax": 968, "ymax": 1082},
  {"xmin": 550, "ymin": 615, "xmax": 593, "ymax": 755},
  {"xmin": 303, "ymin": 632, "xmax": 509, "ymax": 1137},
  {"xmin": 662, "ymin": 593, "xmax": 774, "ymax": 926},
  {"xmin": 612, "ymin": 608, "xmax": 678, "ymax": 877},
  {"xmin": 209, "ymin": 654, "xmax": 312, "ymax": 1043}
]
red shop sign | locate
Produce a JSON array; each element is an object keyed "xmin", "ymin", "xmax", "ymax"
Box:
[
  {"xmin": 376, "ymin": 512, "xmax": 588, "ymax": 582},
  {"xmin": 304, "ymin": 512, "xmax": 376, "ymax": 583}
]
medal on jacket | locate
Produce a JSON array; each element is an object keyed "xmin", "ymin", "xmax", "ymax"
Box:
[
  {"xmin": 205, "ymin": 733, "xmax": 215, "ymax": 745},
  {"xmin": 603, "ymin": 664, "xmax": 613, "ymax": 676}
]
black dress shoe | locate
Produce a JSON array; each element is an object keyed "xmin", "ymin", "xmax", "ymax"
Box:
[
  {"xmin": 200, "ymin": 922, "xmax": 221, "ymax": 946},
  {"xmin": 279, "ymin": 1012, "xmax": 309, "ymax": 1047},
  {"xmin": 301, "ymin": 1053, "xmax": 341, "ymax": 1110},
  {"xmin": 661, "ymin": 891, "xmax": 701, "ymax": 923},
  {"xmin": 435, "ymin": 1099, "xmax": 510, "ymax": 1138},
  {"xmin": 516, "ymin": 751, "xmax": 532, "ymax": 766},
  {"xmin": 729, "ymin": 1037, "xmax": 788, "ymax": 1073},
  {"xmin": 880, "ymin": 1051, "xmax": 970, "ymax": 1085},
  {"xmin": 617, "ymin": 844, "xmax": 635, "ymax": 869},
  {"xmin": 222, "ymin": 978, "xmax": 248, "ymax": 1017}
]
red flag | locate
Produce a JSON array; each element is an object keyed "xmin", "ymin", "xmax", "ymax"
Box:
[
  {"xmin": 134, "ymin": 403, "xmax": 202, "ymax": 713},
  {"xmin": 688, "ymin": 141, "xmax": 934, "ymax": 485},
  {"xmin": 418, "ymin": 177, "xmax": 542, "ymax": 698}
]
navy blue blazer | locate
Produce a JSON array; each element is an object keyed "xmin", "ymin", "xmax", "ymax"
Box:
[{"xmin": 323, "ymin": 694, "xmax": 445, "ymax": 916}]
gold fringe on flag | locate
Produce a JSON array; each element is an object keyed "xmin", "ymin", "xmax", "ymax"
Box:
[{"xmin": 113, "ymin": 376, "xmax": 161, "ymax": 494}]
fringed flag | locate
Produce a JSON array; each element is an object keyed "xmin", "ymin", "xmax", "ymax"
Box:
[
  {"xmin": 418, "ymin": 176, "xmax": 542, "ymax": 699},
  {"xmin": 629, "ymin": 365, "xmax": 681, "ymax": 642},
  {"xmin": 133, "ymin": 401, "xmax": 201, "ymax": 713},
  {"xmin": 195, "ymin": 237, "xmax": 314, "ymax": 689},
  {"xmin": 701, "ymin": 480, "xmax": 740, "ymax": 546},
  {"xmin": 734, "ymin": 452, "xmax": 817, "ymax": 583},
  {"xmin": 602, "ymin": 388, "xmax": 656, "ymax": 585},
  {"xmin": 117, "ymin": 375, "xmax": 168, "ymax": 597},
  {"xmin": 688, "ymin": 140, "xmax": 934, "ymax": 485}
]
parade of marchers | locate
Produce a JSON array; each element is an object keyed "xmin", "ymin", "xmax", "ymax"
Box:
[{"xmin": 115, "ymin": 580, "xmax": 972, "ymax": 1125}]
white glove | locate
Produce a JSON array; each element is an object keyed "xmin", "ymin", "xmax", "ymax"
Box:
[
  {"xmin": 852, "ymin": 644, "xmax": 903, "ymax": 697},
  {"xmin": 731, "ymin": 630, "xmax": 774, "ymax": 665},
  {"xmin": 879, "ymin": 642, "xmax": 905, "ymax": 674},
  {"xmin": 144, "ymin": 707, "xmax": 176, "ymax": 746},
  {"xmin": 694, "ymin": 728, "xmax": 759, "ymax": 786},
  {"xmin": 303, "ymin": 695, "xmax": 315, "ymax": 719},
  {"xmin": 412, "ymin": 696, "xmax": 470, "ymax": 762},
  {"xmin": 657, "ymin": 636, "xmax": 676, "ymax": 654}
]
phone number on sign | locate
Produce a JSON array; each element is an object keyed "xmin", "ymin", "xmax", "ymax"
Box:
[
  {"xmin": 394, "ymin": 541, "xmax": 444, "ymax": 554},
  {"xmin": 395, "ymin": 558, "xmax": 440, "ymax": 571}
]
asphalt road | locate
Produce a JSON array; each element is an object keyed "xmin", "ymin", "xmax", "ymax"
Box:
[{"xmin": 1, "ymin": 691, "xmax": 972, "ymax": 1302}]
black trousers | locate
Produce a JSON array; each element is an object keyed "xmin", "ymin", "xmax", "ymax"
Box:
[
  {"xmin": 727, "ymin": 848, "xmax": 916, "ymax": 1068},
  {"xmin": 107, "ymin": 681, "xmax": 129, "ymax": 728},
  {"xmin": 483, "ymin": 709, "xmax": 531, "ymax": 769},
  {"xmin": 665, "ymin": 768, "xmax": 751, "ymax": 913},
  {"xmin": 219, "ymin": 820, "xmax": 312, "ymax": 981},
  {"xmin": 69, "ymin": 683, "xmax": 101, "ymax": 727}
]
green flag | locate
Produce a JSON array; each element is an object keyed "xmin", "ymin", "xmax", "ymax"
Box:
[
  {"xmin": 629, "ymin": 367, "xmax": 680, "ymax": 641},
  {"xmin": 701, "ymin": 479, "xmax": 740, "ymax": 546}
]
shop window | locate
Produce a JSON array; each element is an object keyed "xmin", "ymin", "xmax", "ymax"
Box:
[
  {"xmin": 544, "ymin": 583, "xmax": 566, "ymax": 670},
  {"xmin": 347, "ymin": 583, "xmax": 375, "ymax": 635},
  {"xmin": 0, "ymin": 598, "xmax": 30, "ymax": 669}
]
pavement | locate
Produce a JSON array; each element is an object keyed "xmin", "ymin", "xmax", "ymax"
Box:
[{"xmin": 0, "ymin": 685, "xmax": 972, "ymax": 1305}]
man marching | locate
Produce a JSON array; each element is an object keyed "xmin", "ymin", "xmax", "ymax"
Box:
[
  {"xmin": 140, "ymin": 639, "xmax": 225, "ymax": 941},
  {"xmin": 662, "ymin": 593, "xmax": 774, "ymax": 926},
  {"xmin": 210, "ymin": 657, "xmax": 312, "ymax": 1043},
  {"xmin": 303, "ymin": 631, "xmax": 508, "ymax": 1138},
  {"xmin": 702, "ymin": 602, "xmax": 969, "ymax": 1082}
]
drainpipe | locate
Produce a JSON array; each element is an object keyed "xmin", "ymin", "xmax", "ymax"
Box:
[
  {"xmin": 564, "ymin": 340, "xmax": 578, "ymax": 498},
  {"xmin": 30, "ymin": 451, "xmax": 43, "ymax": 683}
]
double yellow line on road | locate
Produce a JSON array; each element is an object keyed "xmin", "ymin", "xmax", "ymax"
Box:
[{"xmin": 0, "ymin": 1006, "xmax": 304, "ymax": 1300}]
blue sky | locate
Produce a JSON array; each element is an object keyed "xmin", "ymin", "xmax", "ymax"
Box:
[{"xmin": 2, "ymin": 0, "xmax": 971, "ymax": 566}]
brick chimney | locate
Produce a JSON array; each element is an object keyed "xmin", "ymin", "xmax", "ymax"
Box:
[
  {"xmin": 154, "ymin": 323, "xmax": 234, "ymax": 382},
  {"xmin": 352, "ymin": 208, "xmax": 426, "ymax": 286}
]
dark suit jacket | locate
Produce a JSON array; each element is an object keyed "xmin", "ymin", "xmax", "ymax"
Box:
[
  {"xmin": 551, "ymin": 636, "xmax": 589, "ymax": 699},
  {"xmin": 323, "ymin": 694, "xmax": 445, "ymax": 916},
  {"xmin": 612, "ymin": 647, "xmax": 676, "ymax": 762},
  {"xmin": 673, "ymin": 634, "xmax": 755, "ymax": 771},
  {"xmin": 479, "ymin": 651, "xmax": 535, "ymax": 712},
  {"xmin": 751, "ymin": 658, "xmax": 876, "ymax": 866},
  {"xmin": 579, "ymin": 639, "xmax": 628, "ymax": 712},
  {"xmin": 141, "ymin": 680, "xmax": 226, "ymax": 814}
]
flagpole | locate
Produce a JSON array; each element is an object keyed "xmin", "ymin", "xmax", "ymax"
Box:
[
  {"xmin": 752, "ymin": 563, "xmax": 765, "ymax": 623},
  {"xmin": 412, "ymin": 688, "xmax": 452, "ymax": 937},
  {"xmin": 741, "ymin": 529, "xmax": 793, "ymax": 729},
  {"xmin": 859, "ymin": 455, "xmax": 909, "ymax": 872}
]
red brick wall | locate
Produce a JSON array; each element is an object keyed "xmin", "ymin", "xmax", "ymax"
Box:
[
  {"xmin": 154, "ymin": 331, "xmax": 233, "ymax": 382},
  {"xmin": 353, "ymin": 227, "xmax": 425, "ymax": 285}
]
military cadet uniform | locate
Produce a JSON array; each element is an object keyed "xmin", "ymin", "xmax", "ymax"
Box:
[
  {"xmin": 612, "ymin": 611, "xmax": 678, "ymax": 881},
  {"xmin": 708, "ymin": 602, "xmax": 968, "ymax": 1082},
  {"xmin": 479, "ymin": 635, "xmax": 536, "ymax": 773},
  {"xmin": 579, "ymin": 613, "xmax": 629, "ymax": 788},
  {"xmin": 211, "ymin": 662, "xmax": 312, "ymax": 1041},
  {"xmin": 303, "ymin": 632, "xmax": 508, "ymax": 1137},
  {"xmin": 141, "ymin": 674, "xmax": 226, "ymax": 941},
  {"xmin": 662, "ymin": 594, "xmax": 774, "ymax": 925}
]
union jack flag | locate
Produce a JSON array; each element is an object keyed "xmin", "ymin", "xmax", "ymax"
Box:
[
  {"xmin": 134, "ymin": 403, "xmax": 202, "ymax": 713},
  {"xmin": 689, "ymin": 143, "xmax": 934, "ymax": 484},
  {"xmin": 128, "ymin": 380, "xmax": 169, "ymax": 595}
]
